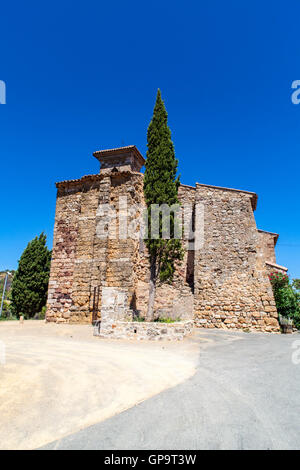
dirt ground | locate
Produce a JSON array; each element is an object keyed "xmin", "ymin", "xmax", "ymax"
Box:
[
  {"xmin": 0, "ymin": 320, "xmax": 198, "ymax": 450},
  {"xmin": 41, "ymin": 329, "xmax": 300, "ymax": 451}
]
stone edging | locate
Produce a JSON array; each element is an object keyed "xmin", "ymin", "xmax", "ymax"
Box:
[{"xmin": 94, "ymin": 320, "xmax": 194, "ymax": 341}]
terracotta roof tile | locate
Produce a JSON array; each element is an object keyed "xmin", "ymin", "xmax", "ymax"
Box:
[
  {"xmin": 93, "ymin": 145, "xmax": 145, "ymax": 164},
  {"xmin": 266, "ymin": 261, "xmax": 288, "ymax": 272}
]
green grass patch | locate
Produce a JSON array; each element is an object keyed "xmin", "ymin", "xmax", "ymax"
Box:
[{"xmin": 154, "ymin": 317, "xmax": 181, "ymax": 323}]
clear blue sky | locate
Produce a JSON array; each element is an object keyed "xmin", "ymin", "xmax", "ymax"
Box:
[{"xmin": 1, "ymin": 1, "xmax": 299, "ymax": 278}]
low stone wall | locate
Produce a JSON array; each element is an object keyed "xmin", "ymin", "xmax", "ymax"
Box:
[{"xmin": 94, "ymin": 320, "xmax": 194, "ymax": 340}]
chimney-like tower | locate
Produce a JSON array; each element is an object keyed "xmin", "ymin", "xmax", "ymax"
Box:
[{"xmin": 93, "ymin": 145, "xmax": 145, "ymax": 174}]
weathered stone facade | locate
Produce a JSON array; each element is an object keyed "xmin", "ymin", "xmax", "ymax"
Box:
[
  {"xmin": 93, "ymin": 287, "xmax": 193, "ymax": 340},
  {"xmin": 258, "ymin": 230, "xmax": 288, "ymax": 276},
  {"xmin": 96, "ymin": 320, "xmax": 194, "ymax": 341},
  {"xmin": 46, "ymin": 145, "xmax": 287, "ymax": 333}
]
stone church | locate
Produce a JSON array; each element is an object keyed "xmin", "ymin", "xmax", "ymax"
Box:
[{"xmin": 46, "ymin": 145, "xmax": 287, "ymax": 333}]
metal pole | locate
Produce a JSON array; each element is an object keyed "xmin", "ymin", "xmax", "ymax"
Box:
[{"xmin": 0, "ymin": 273, "xmax": 9, "ymax": 318}]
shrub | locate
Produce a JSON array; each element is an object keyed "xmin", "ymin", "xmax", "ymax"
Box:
[
  {"xmin": 134, "ymin": 316, "xmax": 146, "ymax": 322},
  {"xmin": 154, "ymin": 317, "xmax": 181, "ymax": 323},
  {"xmin": 34, "ymin": 305, "xmax": 47, "ymax": 320},
  {"xmin": 269, "ymin": 271, "xmax": 289, "ymax": 289},
  {"xmin": 0, "ymin": 300, "xmax": 14, "ymax": 319},
  {"xmin": 40, "ymin": 306, "xmax": 47, "ymax": 319},
  {"xmin": 269, "ymin": 272, "xmax": 300, "ymax": 329}
]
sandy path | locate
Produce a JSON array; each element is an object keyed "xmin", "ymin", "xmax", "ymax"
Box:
[{"xmin": 0, "ymin": 321, "xmax": 198, "ymax": 450}]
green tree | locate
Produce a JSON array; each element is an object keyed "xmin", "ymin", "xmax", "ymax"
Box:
[
  {"xmin": 292, "ymin": 279, "xmax": 300, "ymax": 291},
  {"xmin": 144, "ymin": 89, "xmax": 184, "ymax": 320},
  {"xmin": 11, "ymin": 233, "xmax": 52, "ymax": 318},
  {"xmin": 1, "ymin": 300, "xmax": 11, "ymax": 319},
  {"xmin": 269, "ymin": 272, "xmax": 300, "ymax": 329}
]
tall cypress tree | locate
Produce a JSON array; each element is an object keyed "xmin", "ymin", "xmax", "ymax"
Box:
[
  {"xmin": 144, "ymin": 89, "xmax": 184, "ymax": 320},
  {"xmin": 11, "ymin": 233, "xmax": 52, "ymax": 318}
]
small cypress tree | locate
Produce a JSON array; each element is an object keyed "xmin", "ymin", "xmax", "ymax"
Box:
[
  {"xmin": 11, "ymin": 233, "xmax": 52, "ymax": 318},
  {"xmin": 144, "ymin": 89, "xmax": 184, "ymax": 320}
]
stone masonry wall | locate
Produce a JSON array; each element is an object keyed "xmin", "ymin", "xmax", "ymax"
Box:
[
  {"xmin": 258, "ymin": 231, "xmax": 277, "ymax": 265},
  {"xmin": 47, "ymin": 173, "xmax": 144, "ymax": 323},
  {"xmin": 258, "ymin": 231, "xmax": 288, "ymax": 276},
  {"xmin": 99, "ymin": 320, "xmax": 194, "ymax": 340},
  {"xmin": 133, "ymin": 184, "xmax": 195, "ymax": 320},
  {"xmin": 96, "ymin": 286, "xmax": 193, "ymax": 340},
  {"xmin": 46, "ymin": 186, "xmax": 81, "ymax": 322},
  {"xmin": 47, "ymin": 172, "xmax": 196, "ymax": 324},
  {"xmin": 46, "ymin": 166, "xmax": 280, "ymax": 332},
  {"xmin": 193, "ymin": 184, "xmax": 279, "ymax": 332}
]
